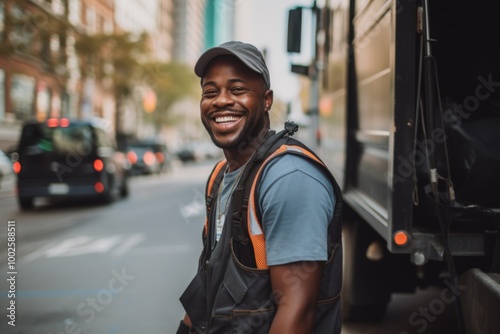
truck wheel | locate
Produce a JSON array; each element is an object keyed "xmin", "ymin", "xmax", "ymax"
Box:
[
  {"xmin": 342, "ymin": 219, "xmax": 391, "ymax": 322},
  {"xmin": 19, "ymin": 196, "xmax": 34, "ymax": 210}
]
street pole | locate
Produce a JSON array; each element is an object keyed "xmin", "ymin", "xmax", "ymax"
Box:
[
  {"xmin": 287, "ymin": 1, "xmax": 322, "ymax": 150},
  {"xmin": 308, "ymin": 1, "xmax": 320, "ymax": 150}
]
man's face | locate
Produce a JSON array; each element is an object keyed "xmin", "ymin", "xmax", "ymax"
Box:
[{"xmin": 200, "ymin": 55, "xmax": 272, "ymax": 152}]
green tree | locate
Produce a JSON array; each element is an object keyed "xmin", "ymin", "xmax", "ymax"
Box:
[
  {"xmin": 75, "ymin": 32, "xmax": 149, "ymax": 97},
  {"xmin": 140, "ymin": 61, "xmax": 199, "ymax": 129},
  {"xmin": 0, "ymin": 0, "xmax": 71, "ymax": 71},
  {"xmin": 75, "ymin": 32, "xmax": 200, "ymax": 134},
  {"xmin": 75, "ymin": 32, "xmax": 149, "ymax": 134}
]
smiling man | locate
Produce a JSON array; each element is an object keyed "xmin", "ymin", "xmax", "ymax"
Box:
[
  {"xmin": 199, "ymin": 53, "xmax": 271, "ymax": 169},
  {"xmin": 177, "ymin": 41, "xmax": 343, "ymax": 334}
]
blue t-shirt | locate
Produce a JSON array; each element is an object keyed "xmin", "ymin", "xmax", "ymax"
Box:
[
  {"xmin": 258, "ymin": 154, "xmax": 335, "ymax": 266},
  {"xmin": 216, "ymin": 153, "xmax": 335, "ymax": 266}
]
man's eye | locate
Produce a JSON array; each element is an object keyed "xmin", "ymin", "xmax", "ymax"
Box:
[
  {"xmin": 203, "ymin": 90, "xmax": 217, "ymax": 97},
  {"xmin": 231, "ymin": 87, "xmax": 245, "ymax": 94}
]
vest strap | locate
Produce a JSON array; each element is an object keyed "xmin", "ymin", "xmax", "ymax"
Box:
[
  {"xmin": 247, "ymin": 144, "xmax": 331, "ymax": 269},
  {"xmin": 204, "ymin": 160, "xmax": 227, "ymax": 236}
]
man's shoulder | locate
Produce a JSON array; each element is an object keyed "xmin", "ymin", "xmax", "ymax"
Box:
[
  {"xmin": 255, "ymin": 154, "xmax": 334, "ymax": 206},
  {"xmin": 263, "ymin": 153, "xmax": 313, "ymax": 174},
  {"xmin": 261, "ymin": 148, "xmax": 328, "ymax": 181}
]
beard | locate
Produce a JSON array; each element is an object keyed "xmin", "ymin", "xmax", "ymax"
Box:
[{"xmin": 203, "ymin": 113, "xmax": 269, "ymax": 154}]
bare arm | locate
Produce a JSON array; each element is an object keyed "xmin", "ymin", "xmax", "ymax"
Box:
[
  {"xmin": 176, "ymin": 314, "xmax": 191, "ymax": 334},
  {"xmin": 182, "ymin": 314, "xmax": 192, "ymax": 327},
  {"xmin": 269, "ymin": 261, "xmax": 322, "ymax": 334}
]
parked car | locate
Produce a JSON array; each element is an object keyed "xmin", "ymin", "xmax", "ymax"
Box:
[
  {"xmin": 126, "ymin": 141, "xmax": 160, "ymax": 175},
  {"xmin": 176, "ymin": 144, "xmax": 199, "ymax": 162},
  {"xmin": 13, "ymin": 118, "xmax": 130, "ymax": 209},
  {"xmin": 125, "ymin": 139, "xmax": 172, "ymax": 175}
]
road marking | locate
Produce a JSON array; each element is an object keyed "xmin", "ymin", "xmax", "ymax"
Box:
[
  {"xmin": 112, "ymin": 233, "xmax": 146, "ymax": 256},
  {"xmin": 22, "ymin": 233, "xmax": 147, "ymax": 260},
  {"xmin": 48, "ymin": 235, "xmax": 123, "ymax": 257},
  {"xmin": 23, "ymin": 241, "xmax": 60, "ymax": 262}
]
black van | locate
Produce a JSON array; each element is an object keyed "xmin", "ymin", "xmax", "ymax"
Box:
[{"xmin": 13, "ymin": 118, "xmax": 130, "ymax": 209}]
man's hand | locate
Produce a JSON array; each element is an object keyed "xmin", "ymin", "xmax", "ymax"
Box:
[{"xmin": 269, "ymin": 261, "xmax": 323, "ymax": 334}]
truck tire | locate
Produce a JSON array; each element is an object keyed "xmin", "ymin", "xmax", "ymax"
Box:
[
  {"xmin": 342, "ymin": 219, "xmax": 391, "ymax": 321},
  {"xmin": 459, "ymin": 268, "xmax": 500, "ymax": 334}
]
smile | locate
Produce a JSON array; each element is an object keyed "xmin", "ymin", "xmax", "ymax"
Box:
[{"xmin": 215, "ymin": 115, "xmax": 242, "ymax": 123}]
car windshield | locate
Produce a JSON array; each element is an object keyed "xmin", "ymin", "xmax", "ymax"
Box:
[{"xmin": 21, "ymin": 123, "xmax": 94, "ymax": 154}]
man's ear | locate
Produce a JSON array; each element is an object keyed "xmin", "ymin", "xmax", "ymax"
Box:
[{"xmin": 264, "ymin": 89, "xmax": 274, "ymax": 111}]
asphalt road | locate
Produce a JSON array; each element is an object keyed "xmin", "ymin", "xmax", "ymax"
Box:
[{"xmin": 0, "ymin": 160, "xmax": 459, "ymax": 333}]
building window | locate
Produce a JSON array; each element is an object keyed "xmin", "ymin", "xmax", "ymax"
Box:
[
  {"xmin": 50, "ymin": 34, "xmax": 60, "ymax": 52},
  {"xmin": 9, "ymin": 4, "xmax": 35, "ymax": 54},
  {"xmin": 36, "ymin": 81, "xmax": 51, "ymax": 121},
  {"xmin": 52, "ymin": 0, "xmax": 64, "ymax": 15},
  {"xmin": 103, "ymin": 19, "xmax": 113, "ymax": 35},
  {"xmin": 86, "ymin": 7, "xmax": 97, "ymax": 34},
  {"xmin": 69, "ymin": 0, "xmax": 81, "ymax": 26},
  {"xmin": 10, "ymin": 74, "xmax": 36, "ymax": 121}
]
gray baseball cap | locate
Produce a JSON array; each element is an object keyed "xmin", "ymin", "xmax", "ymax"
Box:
[{"xmin": 194, "ymin": 41, "xmax": 270, "ymax": 89}]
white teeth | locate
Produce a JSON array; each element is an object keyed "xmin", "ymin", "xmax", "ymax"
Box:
[{"xmin": 215, "ymin": 116, "xmax": 240, "ymax": 123}]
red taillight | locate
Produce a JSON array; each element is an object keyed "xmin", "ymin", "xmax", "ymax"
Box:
[
  {"xmin": 93, "ymin": 159, "xmax": 104, "ymax": 172},
  {"xmin": 155, "ymin": 152, "xmax": 164, "ymax": 163},
  {"xmin": 46, "ymin": 118, "xmax": 70, "ymax": 127},
  {"xmin": 143, "ymin": 151, "xmax": 156, "ymax": 166},
  {"xmin": 94, "ymin": 182, "xmax": 104, "ymax": 193},
  {"xmin": 47, "ymin": 118, "xmax": 59, "ymax": 127},
  {"xmin": 127, "ymin": 151, "xmax": 137, "ymax": 164},
  {"xmin": 60, "ymin": 118, "xmax": 70, "ymax": 127},
  {"xmin": 13, "ymin": 161, "xmax": 21, "ymax": 174}
]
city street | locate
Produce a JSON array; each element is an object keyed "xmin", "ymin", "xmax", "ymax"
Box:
[{"xmin": 0, "ymin": 161, "xmax": 458, "ymax": 334}]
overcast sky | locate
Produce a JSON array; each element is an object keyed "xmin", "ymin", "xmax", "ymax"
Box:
[{"xmin": 235, "ymin": 0, "xmax": 313, "ymax": 102}]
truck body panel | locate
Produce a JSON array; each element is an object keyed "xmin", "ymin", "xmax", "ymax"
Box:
[{"xmin": 288, "ymin": 0, "xmax": 500, "ymax": 325}]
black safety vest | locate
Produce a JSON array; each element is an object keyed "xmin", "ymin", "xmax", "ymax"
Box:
[{"xmin": 180, "ymin": 128, "xmax": 343, "ymax": 333}]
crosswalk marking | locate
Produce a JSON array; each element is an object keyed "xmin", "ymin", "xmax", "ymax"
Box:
[
  {"xmin": 45, "ymin": 236, "xmax": 94, "ymax": 257},
  {"xmin": 23, "ymin": 233, "xmax": 146, "ymax": 261},
  {"xmin": 48, "ymin": 235, "xmax": 123, "ymax": 257},
  {"xmin": 112, "ymin": 233, "xmax": 146, "ymax": 256},
  {"xmin": 23, "ymin": 241, "xmax": 60, "ymax": 262}
]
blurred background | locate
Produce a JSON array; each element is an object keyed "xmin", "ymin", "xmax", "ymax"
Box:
[
  {"xmin": 0, "ymin": 0, "xmax": 314, "ymax": 157},
  {"xmin": 0, "ymin": 1, "xmax": 461, "ymax": 333}
]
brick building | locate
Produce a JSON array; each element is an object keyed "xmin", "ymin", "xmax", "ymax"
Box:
[
  {"xmin": 0, "ymin": 0, "xmax": 71, "ymax": 150},
  {"xmin": 0, "ymin": 0, "xmax": 117, "ymax": 151}
]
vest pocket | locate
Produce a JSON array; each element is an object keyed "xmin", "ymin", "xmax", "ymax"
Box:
[
  {"xmin": 223, "ymin": 259, "xmax": 249, "ymax": 304},
  {"xmin": 210, "ymin": 255, "xmax": 277, "ymax": 333}
]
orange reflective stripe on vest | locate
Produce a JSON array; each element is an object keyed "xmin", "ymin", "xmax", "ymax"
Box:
[{"xmin": 248, "ymin": 144, "xmax": 328, "ymax": 269}]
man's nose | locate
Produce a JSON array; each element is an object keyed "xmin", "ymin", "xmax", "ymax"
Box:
[{"xmin": 212, "ymin": 90, "xmax": 235, "ymax": 107}]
